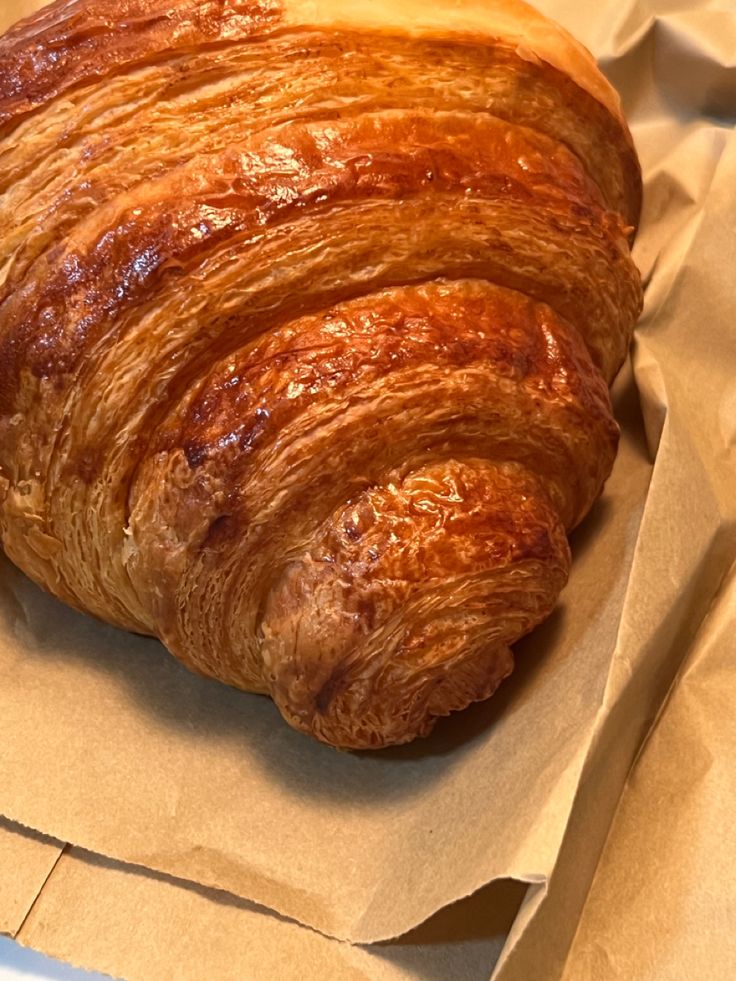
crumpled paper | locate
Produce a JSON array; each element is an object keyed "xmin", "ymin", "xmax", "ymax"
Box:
[
  {"xmin": 1, "ymin": 0, "xmax": 735, "ymax": 978},
  {"xmin": 562, "ymin": 562, "xmax": 736, "ymax": 981}
]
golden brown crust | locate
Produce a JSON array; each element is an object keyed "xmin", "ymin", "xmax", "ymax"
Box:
[
  {"xmin": 0, "ymin": 0, "xmax": 624, "ymax": 125},
  {"xmin": 0, "ymin": 0, "xmax": 282, "ymax": 129},
  {"xmin": 0, "ymin": 109, "xmax": 633, "ymax": 410},
  {"xmin": 263, "ymin": 459, "xmax": 567, "ymax": 748},
  {"xmin": 283, "ymin": 0, "xmax": 626, "ymax": 126},
  {"xmin": 0, "ymin": 0, "xmax": 642, "ymax": 748},
  {"xmin": 0, "ymin": 2, "xmax": 640, "ymax": 224},
  {"xmin": 122, "ymin": 279, "xmax": 615, "ymax": 731}
]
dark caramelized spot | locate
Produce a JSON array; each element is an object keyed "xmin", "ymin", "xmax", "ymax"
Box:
[{"xmin": 204, "ymin": 514, "xmax": 237, "ymax": 547}]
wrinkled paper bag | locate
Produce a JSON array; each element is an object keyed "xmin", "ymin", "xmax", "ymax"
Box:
[{"xmin": 0, "ymin": 0, "xmax": 735, "ymax": 978}]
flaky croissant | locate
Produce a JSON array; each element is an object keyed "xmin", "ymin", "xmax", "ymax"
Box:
[{"xmin": 0, "ymin": 0, "xmax": 642, "ymax": 749}]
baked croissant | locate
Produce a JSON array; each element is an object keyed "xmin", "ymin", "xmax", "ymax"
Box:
[{"xmin": 0, "ymin": 0, "xmax": 642, "ymax": 749}]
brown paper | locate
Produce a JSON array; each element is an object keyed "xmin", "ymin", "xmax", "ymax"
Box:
[
  {"xmin": 489, "ymin": 8, "xmax": 736, "ymax": 977},
  {"xmin": 0, "ymin": 819, "xmax": 62, "ymax": 939},
  {"xmin": 1, "ymin": 818, "xmax": 524, "ymax": 981},
  {"xmin": 561, "ymin": 562, "xmax": 736, "ymax": 981},
  {"xmin": 1, "ymin": 0, "xmax": 735, "ymax": 977}
]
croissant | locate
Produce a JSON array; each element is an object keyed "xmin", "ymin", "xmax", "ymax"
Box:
[{"xmin": 0, "ymin": 0, "xmax": 642, "ymax": 749}]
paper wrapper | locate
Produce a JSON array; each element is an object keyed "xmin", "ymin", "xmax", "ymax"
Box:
[
  {"xmin": 562, "ymin": 563, "xmax": 736, "ymax": 981},
  {"xmin": 1, "ymin": 0, "xmax": 735, "ymax": 977}
]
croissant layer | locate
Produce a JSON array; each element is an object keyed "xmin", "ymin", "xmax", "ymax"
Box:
[{"xmin": 0, "ymin": 0, "xmax": 642, "ymax": 747}]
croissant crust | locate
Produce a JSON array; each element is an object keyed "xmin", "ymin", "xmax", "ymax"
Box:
[{"xmin": 0, "ymin": 0, "xmax": 642, "ymax": 748}]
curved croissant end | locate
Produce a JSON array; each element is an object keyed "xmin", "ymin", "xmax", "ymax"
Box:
[
  {"xmin": 0, "ymin": 0, "xmax": 641, "ymax": 748},
  {"xmin": 262, "ymin": 459, "xmax": 568, "ymax": 748}
]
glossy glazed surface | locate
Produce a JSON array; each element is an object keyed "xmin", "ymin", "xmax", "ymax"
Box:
[{"xmin": 0, "ymin": 0, "xmax": 642, "ymax": 747}]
